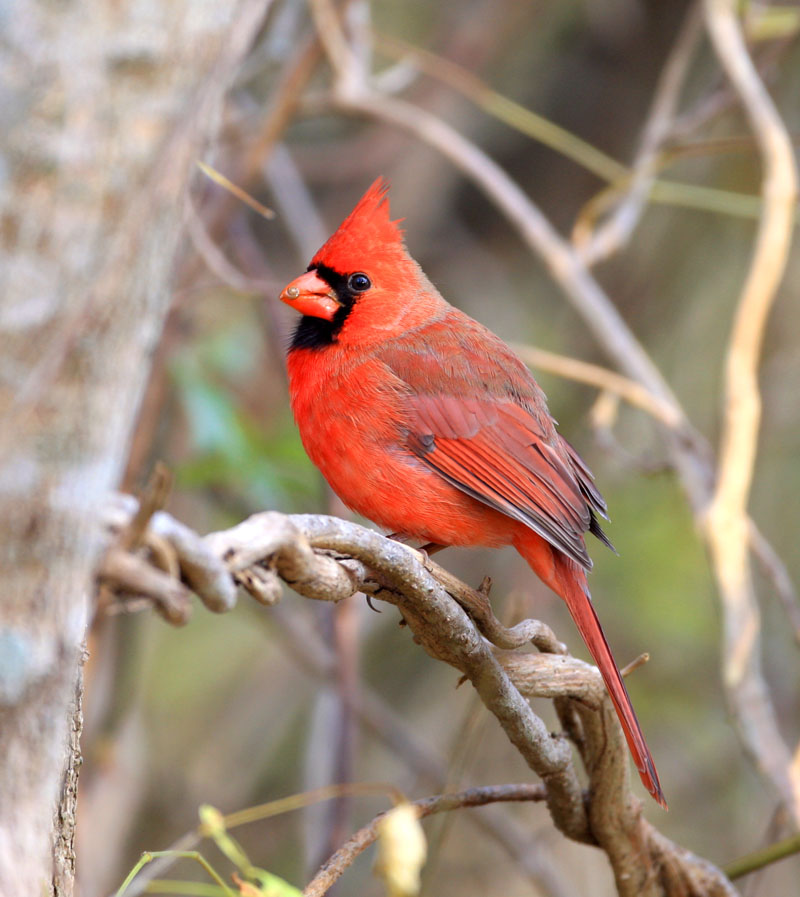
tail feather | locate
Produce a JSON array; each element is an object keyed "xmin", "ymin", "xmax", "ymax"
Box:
[
  {"xmin": 515, "ymin": 532, "xmax": 667, "ymax": 809},
  {"xmin": 559, "ymin": 568, "xmax": 667, "ymax": 808}
]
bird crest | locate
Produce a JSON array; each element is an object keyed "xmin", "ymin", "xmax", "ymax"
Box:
[{"xmin": 311, "ymin": 178, "xmax": 408, "ymax": 276}]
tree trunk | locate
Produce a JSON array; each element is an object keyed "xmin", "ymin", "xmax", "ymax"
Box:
[{"xmin": 0, "ymin": 2, "xmax": 269, "ymax": 893}]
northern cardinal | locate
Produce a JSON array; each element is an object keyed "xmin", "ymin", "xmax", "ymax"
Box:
[{"xmin": 279, "ymin": 179, "xmax": 666, "ymax": 808}]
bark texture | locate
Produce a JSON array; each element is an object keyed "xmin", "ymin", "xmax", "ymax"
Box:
[{"xmin": 0, "ymin": 2, "xmax": 268, "ymax": 893}]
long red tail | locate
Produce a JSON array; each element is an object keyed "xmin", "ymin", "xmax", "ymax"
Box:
[{"xmin": 514, "ymin": 531, "xmax": 667, "ymax": 809}]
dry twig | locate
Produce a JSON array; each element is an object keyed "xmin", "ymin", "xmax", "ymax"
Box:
[
  {"xmin": 303, "ymin": 784, "xmax": 547, "ymax": 897},
  {"xmin": 573, "ymin": 4, "xmax": 704, "ymax": 265},
  {"xmin": 511, "ymin": 344, "xmax": 684, "ymax": 429}
]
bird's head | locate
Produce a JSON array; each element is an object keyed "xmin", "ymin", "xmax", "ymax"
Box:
[{"xmin": 280, "ymin": 179, "xmax": 442, "ymax": 349}]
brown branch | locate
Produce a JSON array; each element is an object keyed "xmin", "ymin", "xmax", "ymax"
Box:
[
  {"xmin": 97, "ymin": 549, "xmax": 194, "ymax": 626},
  {"xmin": 98, "ymin": 498, "xmax": 737, "ymax": 897},
  {"xmin": 183, "ymin": 194, "xmax": 271, "ymax": 295},
  {"xmin": 283, "ymin": 514, "xmax": 592, "ymax": 842},
  {"xmin": 303, "ymin": 784, "xmax": 547, "ymax": 897},
  {"xmin": 103, "ymin": 500, "xmax": 589, "ymax": 840},
  {"xmin": 502, "ymin": 653, "xmax": 737, "ymax": 897},
  {"xmin": 418, "ymin": 552, "xmax": 566, "ymax": 653},
  {"xmin": 104, "ymin": 495, "xmax": 237, "ymax": 614},
  {"xmin": 259, "ymin": 602, "xmax": 575, "ymax": 897}
]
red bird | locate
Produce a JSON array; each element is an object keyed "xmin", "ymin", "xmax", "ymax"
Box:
[{"xmin": 279, "ymin": 179, "xmax": 666, "ymax": 808}]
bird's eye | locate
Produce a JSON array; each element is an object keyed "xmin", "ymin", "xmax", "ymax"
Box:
[{"xmin": 348, "ymin": 273, "xmax": 371, "ymax": 292}]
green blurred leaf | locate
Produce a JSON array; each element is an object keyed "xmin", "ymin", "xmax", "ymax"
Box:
[
  {"xmin": 170, "ymin": 322, "xmax": 320, "ymax": 512},
  {"xmin": 245, "ymin": 869, "xmax": 304, "ymax": 897},
  {"xmin": 198, "ymin": 805, "xmax": 303, "ymax": 897},
  {"xmin": 179, "ymin": 376, "xmax": 252, "ymax": 460}
]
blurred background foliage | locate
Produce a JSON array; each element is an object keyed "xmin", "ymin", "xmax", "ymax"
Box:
[{"xmin": 79, "ymin": 1, "xmax": 800, "ymax": 895}]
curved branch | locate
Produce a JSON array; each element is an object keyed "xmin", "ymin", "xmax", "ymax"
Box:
[
  {"xmin": 103, "ymin": 500, "xmax": 590, "ymax": 842},
  {"xmin": 502, "ymin": 653, "xmax": 737, "ymax": 897},
  {"xmin": 511, "ymin": 344, "xmax": 684, "ymax": 428},
  {"xmin": 287, "ymin": 514, "xmax": 592, "ymax": 841},
  {"xmin": 98, "ymin": 498, "xmax": 736, "ymax": 896},
  {"xmin": 703, "ymin": 0, "xmax": 800, "ymax": 822}
]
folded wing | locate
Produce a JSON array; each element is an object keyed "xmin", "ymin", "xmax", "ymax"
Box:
[{"xmin": 406, "ymin": 393, "xmax": 611, "ymax": 570}]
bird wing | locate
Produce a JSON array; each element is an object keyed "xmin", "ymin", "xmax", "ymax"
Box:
[{"xmin": 405, "ymin": 393, "xmax": 607, "ymax": 570}]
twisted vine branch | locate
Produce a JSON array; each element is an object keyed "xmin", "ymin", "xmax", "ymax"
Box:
[{"xmin": 99, "ymin": 494, "xmax": 735, "ymax": 897}]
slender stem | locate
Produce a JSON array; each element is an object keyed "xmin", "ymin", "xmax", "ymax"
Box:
[
  {"xmin": 114, "ymin": 852, "xmax": 235, "ymax": 897},
  {"xmin": 725, "ymin": 831, "xmax": 800, "ymax": 880},
  {"xmin": 303, "ymin": 784, "xmax": 546, "ymax": 897}
]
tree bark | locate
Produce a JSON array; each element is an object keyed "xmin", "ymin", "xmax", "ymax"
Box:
[{"xmin": 0, "ymin": 2, "xmax": 269, "ymax": 893}]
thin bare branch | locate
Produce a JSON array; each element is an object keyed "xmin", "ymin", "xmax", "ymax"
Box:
[
  {"xmin": 307, "ymin": 0, "xmax": 362, "ymax": 94},
  {"xmin": 97, "ymin": 549, "xmax": 193, "ymax": 626},
  {"xmin": 104, "ymin": 495, "xmax": 237, "ymax": 613},
  {"xmin": 303, "ymin": 784, "xmax": 547, "ymax": 897},
  {"xmin": 511, "ymin": 344, "xmax": 684, "ymax": 428},
  {"xmin": 419, "ymin": 552, "xmax": 566, "ymax": 653},
  {"xmin": 184, "ymin": 194, "xmax": 271, "ymax": 294},
  {"xmin": 749, "ymin": 521, "xmax": 800, "ymax": 643},
  {"xmin": 703, "ymin": 0, "xmax": 800, "ymax": 821},
  {"xmin": 574, "ymin": 4, "xmax": 704, "ymax": 265}
]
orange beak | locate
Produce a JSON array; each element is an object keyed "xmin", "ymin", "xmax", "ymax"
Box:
[{"xmin": 279, "ymin": 270, "xmax": 341, "ymax": 321}]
